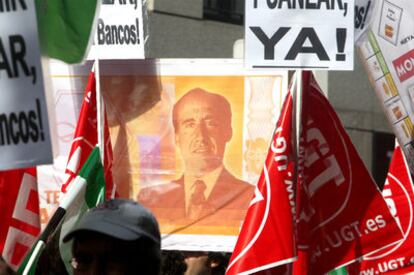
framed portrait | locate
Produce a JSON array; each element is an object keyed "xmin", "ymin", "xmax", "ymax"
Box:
[
  {"xmin": 39, "ymin": 59, "xmax": 288, "ymax": 251},
  {"xmin": 100, "ymin": 59, "xmax": 288, "ymax": 251}
]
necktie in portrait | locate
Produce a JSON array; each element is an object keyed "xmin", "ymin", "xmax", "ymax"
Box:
[{"xmin": 188, "ymin": 180, "xmax": 207, "ymax": 220}]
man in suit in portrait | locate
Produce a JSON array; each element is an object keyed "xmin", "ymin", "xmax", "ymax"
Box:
[{"xmin": 138, "ymin": 88, "xmax": 254, "ymax": 227}]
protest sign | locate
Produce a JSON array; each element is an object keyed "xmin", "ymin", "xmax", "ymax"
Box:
[
  {"xmin": 359, "ymin": 1, "xmax": 414, "ymax": 174},
  {"xmin": 87, "ymin": 0, "xmax": 146, "ymax": 60},
  {"xmin": 0, "ymin": 0, "xmax": 52, "ymax": 170},
  {"xmin": 355, "ymin": 0, "xmax": 374, "ymax": 42},
  {"xmin": 245, "ymin": 0, "xmax": 354, "ymax": 70}
]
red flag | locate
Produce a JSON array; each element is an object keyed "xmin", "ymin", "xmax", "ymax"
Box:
[
  {"xmin": 226, "ymin": 90, "xmax": 296, "ymax": 274},
  {"xmin": 61, "ymin": 71, "xmax": 115, "ymax": 199},
  {"xmin": 294, "ymin": 71, "xmax": 403, "ymax": 274},
  {"xmin": 0, "ymin": 168, "xmax": 40, "ymax": 270},
  {"xmin": 348, "ymin": 145, "xmax": 414, "ymax": 275}
]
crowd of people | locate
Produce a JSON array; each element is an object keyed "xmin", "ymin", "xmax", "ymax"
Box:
[
  {"xmin": 29, "ymin": 199, "xmax": 231, "ymax": 275},
  {"xmin": 0, "ymin": 198, "xmax": 232, "ymax": 275}
]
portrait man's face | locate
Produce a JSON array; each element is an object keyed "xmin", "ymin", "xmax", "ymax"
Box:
[{"xmin": 174, "ymin": 90, "xmax": 232, "ymax": 175}]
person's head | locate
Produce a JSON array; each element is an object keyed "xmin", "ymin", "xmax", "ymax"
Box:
[
  {"xmin": 63, "ymin": 199, "xmax": 161, "ymax": 275},
  {"xmin": 172, "ymin": 88, "xmax": 233, "ymax": 175}
]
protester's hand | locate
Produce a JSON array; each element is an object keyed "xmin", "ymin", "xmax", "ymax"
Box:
[{"xmin": 184, "ymin": 252, "xmax": 211, "ymax": 275}]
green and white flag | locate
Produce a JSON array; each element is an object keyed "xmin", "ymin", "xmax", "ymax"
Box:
[
  {"xmin": 58, "ymin": 146, "xmax": 106, "ymax": 273},
  {"xmin": 35, "ymin": 0, "xmax": 99, "ymax": 63},
  {"xmin": 18, "ymin": 147, "xmax": 105, "ymax": 274}
]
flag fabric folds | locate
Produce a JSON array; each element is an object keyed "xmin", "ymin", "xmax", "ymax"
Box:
[
  {"xmin": 57, "ymin": 70, "xmax": 113, "ymax": 272},
  {"xmin": 348, "ymin": 145, "xmax": 414, "ymax": 274},
  {"xmin": 0, "ymin": 168, "xmax": 40, "ymax": 271},
  {"xmin": 59, "ymin": 146, "xmax": 106, "ymax": 272},
  {"xmin": 227, "ymin": 87, "xmax": 296, "ymax": 274},
  {"xmin": 61, "ymin": 71, "xmax": 114, "ymax": 200},
  {"xmin": 294, "ymin": 71, "xmax": 402, "ymax": 274},
  {"xmin": 34, "ymin": 0, "xmax": 99, "ymax": 63},
  {"xmin": 227, "ymin": 71, "xmax": 403, "ymax": 275}
]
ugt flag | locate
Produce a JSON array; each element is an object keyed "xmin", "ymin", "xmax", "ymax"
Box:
[
  {"xmin": 227, "ymin": 89, "xmax": 296, "ymax": 274},
  {"xmin": 294, "ymin": 71, "xmax": 403, "ymax": 274},
  {"xmin": 0, "ymin": 168, "xmax": 40, "ymax": 271},
  {"xmin": 61, "ymin": 70, "xmax": 114, "ymax": 200},
  {"xmin": 348, "ymin": 145, "xmax": 414, "ymax": 274}
]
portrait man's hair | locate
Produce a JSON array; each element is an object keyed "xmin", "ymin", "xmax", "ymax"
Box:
[{"xmin": 172, "ymin": 88, "xmax": 232, "ymax": 133}]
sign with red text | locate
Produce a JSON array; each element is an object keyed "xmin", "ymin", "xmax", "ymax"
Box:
[
  {"xmin": 358, "ymin": 1, "xmax": 414, "ymax": 174},
  {"xmin": 393, "ymin": 49, "xmax": 414, "ymax": 83},
  {"xmin": 245, "ymin": 0, "xmax": 354, "ymax": 70},
  {"xmin": 0, "ymin": 0, "xmax": 52, "ymax": 170}
]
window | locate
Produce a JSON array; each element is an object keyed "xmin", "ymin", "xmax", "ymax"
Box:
[{"xmin": 203, "ymin": 0, "xmax": 244, "ymax": 24}]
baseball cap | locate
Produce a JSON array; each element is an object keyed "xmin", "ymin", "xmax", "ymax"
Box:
[{"xmin": 63, "ymin": 199, "xmax": 160, "ymax": 245}]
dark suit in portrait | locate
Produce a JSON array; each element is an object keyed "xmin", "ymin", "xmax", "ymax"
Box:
[{"xmin": 138, "ymin": 169, "xmax": 253, "ymax": 226}]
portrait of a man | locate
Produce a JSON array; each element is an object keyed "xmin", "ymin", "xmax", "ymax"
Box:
[{"xmin": 138, "ymin": 88, "xmax": 254, "ymax": 227}]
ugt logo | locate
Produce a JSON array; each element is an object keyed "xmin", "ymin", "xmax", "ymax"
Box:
[{"xmin": 3, "ymin": 172, "xmax": 40, "ymax": 269}]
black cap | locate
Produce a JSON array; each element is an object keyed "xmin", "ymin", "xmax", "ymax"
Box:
[{"xmin": 63, "ymin": 199, "xmax": 160, "ymax": 245}]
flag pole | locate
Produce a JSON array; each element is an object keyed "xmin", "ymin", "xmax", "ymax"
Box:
[
  {"xmin": 292, "ymin": 69, "xmax": 302, "ymax": 262},
  {"xmin": 19, "ymin": 205, "xmax": 67, "ymax": 274},
  {"xmin": 290, "ymin": 71, "xmax": 298, "ymax": 164},
  {"xmin": 290, "ymin": 69, "xmax": 302, "ymax": 165},
  {"xmin": 295, "ymin": 70, "xmax": 302, "ymax": 155},
  {"xmin": 22, "ymin": 241, "xmax": 45, "ymax": 275},
  {"xmin": 95, "ymin": 59, "xmax": 115, "ymax": 198},
  {"xmin": 95, "ymin": 58, "xmax": 104, "ymax": 165}
]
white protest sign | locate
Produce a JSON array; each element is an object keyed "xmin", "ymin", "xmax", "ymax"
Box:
[
  {"xmin": 87, "ymin": 0, "xmax": 146, "ymax": 60},
  {"xmin": 0, "ymin": 0, "xmax": 53, "ymax": 170},
  {"xmin": 245, "ymin": 0, "xmax": 354, "ymax": 70}
]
